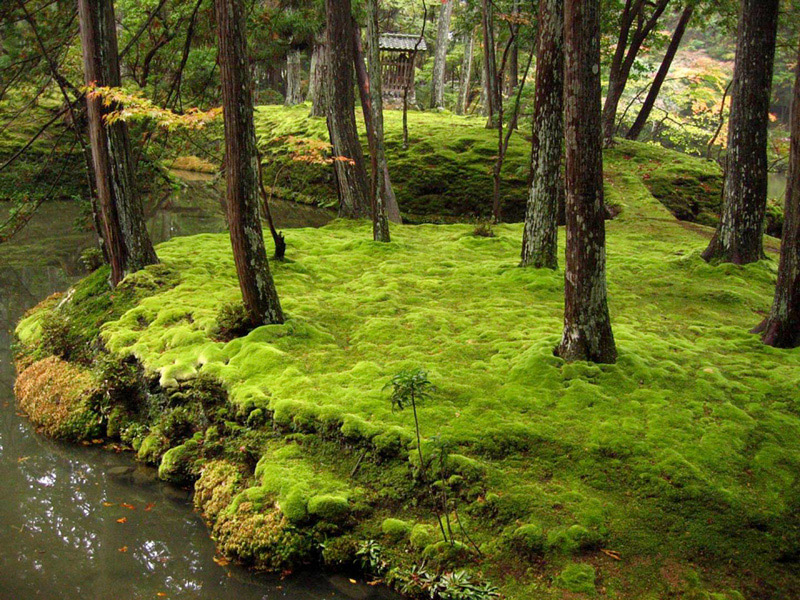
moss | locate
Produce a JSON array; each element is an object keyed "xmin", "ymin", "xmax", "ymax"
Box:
[
  {"xmin": 555, "ymin": 562, "xmax": 596, "ymax": 594},
  {"xmin": 137, "ymin": 431, "xmax": 169, "ymax": 464},
  {"xmin": 421, "ymin": 540, "xmax": 473, "ymax": 569},
  {"xmin": 13, "ymin": 356, "xmax": 102, "ymax": 441},
  {"xmin": 195, "ymin": 460, "xmax": 245, "ymax": 522},
  {"xmin": 381, "ymin": 518, "xmax": 412, "ymax": 542},
  {"xmin": 158, "ymin": 433, "xmax": 204, "ymax": 484},
  {"xmin": 510, "ymin": 523, "xmax": 546, "ymax": 556},
  {"xmin": 409, "ymin": 523, "xmax": 437, "ymax": 550},
  {"xmin": 307, "ymin": 494, "xmax": 350, "ymax": 523},
  {"xmin": 546, "ymin": 525, "xmax": 605, "ymax": 555}
]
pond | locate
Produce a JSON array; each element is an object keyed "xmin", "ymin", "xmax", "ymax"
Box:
[{"xmin": 0, "ymin": 185, "xmax": 399, "ymax": 599}]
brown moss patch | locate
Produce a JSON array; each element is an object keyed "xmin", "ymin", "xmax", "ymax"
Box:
[{"xmin": 14, "ymin": 356, "xmax": 102, "ymax": 440}]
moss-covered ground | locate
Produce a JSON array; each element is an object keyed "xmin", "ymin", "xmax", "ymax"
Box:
[{"xmin": 13, "ymin": 116, "xmax": 799, "ymax": 599}]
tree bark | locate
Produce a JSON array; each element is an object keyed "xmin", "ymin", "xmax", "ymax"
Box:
[
  {"xmin": 753, "ymin": 41, "xmax": 800, "ymax": 347},
  {"xmin": 457, "ymin": 29, "xmax": 475, "ymax": 115},
  {"xmin": 505, "ymin": 0, "xmax": 519, "ymax": 97},
  {"xmin": 601, "ymin": 0, "xmax": 670, "ymax": 145},
  {"xmin": 557, "ymin": 0, "xmax": 617, "ymax": 364},
  {"xmin": 521, "ymin": 0, "xmax": 563, "ymax": 269},
  {"xmin": 701, "ymin": 0, "xmax": 779, "ymax": 265},
  {"xmin": 430, "ymin": 0, "xmax": 453, "ymax": 110},
  {"xmin": 326, "ymin": 0, "xmax": 370, "ymax": 218},
  {"xmin": 626, "ymin": 4, "xmax": 693, "ymax": 140},
  {"xmin": 309, "ymin": 34, "xmax": 328, "ymax": 117},
  {"xmin": 78, "ymin": 0, "xmax": 158, "ymax": 287},
  {"xmin": 481, "ymin": 0, "xmax": 499, "ymax": 128},
  {"xmin": 215, "ymin": 0, "xmax": 284, "ymax": 325},
  {"xmin": 285, "ymin": 49, "xmax": 304, "ymax": 106},
  {"xmin": 364, "ymin": 2, "xmax": 392, "ymax": 240}
]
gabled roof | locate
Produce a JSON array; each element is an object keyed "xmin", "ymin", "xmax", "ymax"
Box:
[{"xmin": 378, "ymin": 33, "xmax": 428, "ymax": 52}]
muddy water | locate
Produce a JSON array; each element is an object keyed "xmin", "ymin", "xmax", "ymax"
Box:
[{"xmin": 0, "ymin": 188, "xmax": 397, "ymax": 599}]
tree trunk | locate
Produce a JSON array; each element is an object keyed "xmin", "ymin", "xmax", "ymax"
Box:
[
  {"xmin": 457, "ymin": 29, "xmax": 475, "ymax": 115},
  {"xmin": 505, "ymin": 0, "xmax": 519, "ymax": 97},
  {"xmin": 285, "ymin": 49, "xmax": 304, "ymax": 106},
  {"xmin": 601, "ymin": 0, "xmax": 670, "ymax": 145},
  {"xmin": 626, "ymin": 4, "xmax": 693, "ymax": 141},
  {"xmin": 701, "ymin": 0, "xmax": 779, "ymax": 265},
  {"xmin": 430, "ymin": 0, "xmax": 453, "ymax": 110},
  {"xmin": 365, "ymin": 1, "xmax": 392, "ymax": 240},
  {"xmin": 215, "ymin": 0, "xmax": 284, "ymax": 326},
  {"xmin": 325, "ymin": 0, "xmax": 370, "ymax": 218},
  {"xmin": 78, "ymin": 0, "xmax": 158, "ymax": 287},
  {"xmin": 309, "ymin": 34, "xmax": 328, "ymax": 117},
  {"xmin": 481, "ymin": 0, "xmax": 498, "ymax": 128},
  {"xmin": 558, "ymin": 0, "xmax": 617, "ymax": 364},
  {"xmin": 754, "ymin": 40, "xmax": 800, "ymax": 347},
  {"xmin": 521, "ymin": 0, "xmax": 563, "ymax": 269}
]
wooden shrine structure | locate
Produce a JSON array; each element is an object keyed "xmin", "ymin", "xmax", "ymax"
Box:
[{"xmin": 378, "ymin": 33, "xmax": 428, "ymax": 106}]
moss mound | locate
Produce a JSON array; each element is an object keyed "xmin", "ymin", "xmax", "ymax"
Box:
[{"xmin": 14, "ymin": 356, "xmax": 102, "ymax": 440}]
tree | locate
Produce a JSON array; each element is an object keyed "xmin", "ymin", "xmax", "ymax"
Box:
[
  {"xmin": 521, "ymin": 0, "xmax": 563, "ymax": 269},
  {"xmin": 285, "ymin": 49, "xmax": 304, "ymax": 106},
  {"xmin": 753, "ymin": 40, "xmax": 800, "ymax": 347},
  {"xmin": 456, "ymin": 28, "xmax": 475, "ymax": 115},
  {"xmin": 601, "ymin": 0, "xmax": 671, "ymax": 145},
  {"xmin": 78, "ymin": 0, "xmax": 158, "ymax": 287},
  {"xmin": 215, "ymin": 0, "xmax": 284, "ymax": 325},
  {"xmin": 366, "ymin": 0, "xmax": 396, "ymax": 239},
  {"xmin": 557, "ymin": 0, "xmax": 617, "ymax": 364},
  {"xmin": 701, "ymin": 0, "xmax": 780, "ymax": 265},
  {"xmin": 625, "ymin": 2, "xmax": 695, "ymax": 141},
  {"xmin": 430, "ymin": 0, "xmax": 454, "ymax": 110},
  {"xmin": 308, "ymin": 33, "xmax": 328, "ymax": 117},
  {"xmin": 325, "ymin": 0, "xmax": 370, "ymax": 218},
  {"xmin": 481, "ymin": 0, "xmax": 499, "ymax": 128}
]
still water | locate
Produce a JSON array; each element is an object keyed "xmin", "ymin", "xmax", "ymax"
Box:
[{"xmin": 0, "ymin": 184, "xmax": 397, "ymax": 600}]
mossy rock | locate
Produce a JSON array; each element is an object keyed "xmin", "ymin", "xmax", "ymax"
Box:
[
  {"xmin": 410, "ymin": 523, "xmax": 437, "ymax": 550},
  {"xmin": 307, "ymin": 494, "xmax": 350, "ymax": 523},
  {"xmin": 421, "ymin": 540, "xmax": 473, "ymax": 569},
  {"xmin": 158, "ymin": 433, "xmax": 204, "ymax": 484},
  {"xmin": 13, "ymin": 356, "xmax": 103, "ymax": 441},
  {"xmin": 381, "ymin": 518, "xmax": 412, "ymax": 542},
  {"xmin": 137, "ymin": 431, "xmax": 170, "ymax": 464},
  {"xmin": 546, "ymin": 525, "xmax": 605, "ymax": 555},
  {"xmin": 554, "ymin": 562, "xmax": 596, "ymax": 594},
  {"xmin": 510, "ymin": 523, "xmax": 546, "ymax": 556}
]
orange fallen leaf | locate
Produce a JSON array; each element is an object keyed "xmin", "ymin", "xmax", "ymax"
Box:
[
  {"xmin": 349, "ymin": 578, "xmax": 357, "ymax": 584},
  {"xmin": 118, "ymin": 546, "xmax": 128, "ymax": 553},
  {"xmin": 213, "ymin": 555, "xmax": 229, "ymax": 566},
  {"xmin": 17, "ymin": 456, "xmax": 30, "ymax": 463},
  {"xmin": 157, "ymin": 593, "xmax": 167, "ymax": 598},
  {"xmin": 103, "ymin": 502, "xmax": 114, "ymax": 507},
  {"xmin": 144, "ymin": 502, "xmax": 156, "ymax": 512},
  {"xmin": 116, "ymin": 517, "xmax": 127, "ymax": 524},
  {"xmin": 601, "ymin": 548, "xmax": 622, "ymax": 561},
  {"xmin": 91, "ymin": 439, "xmax": 104, "ymax": 444},
  {"xmin": 121, "ymin": 503, "xmax": 135, "ymax": 510}
]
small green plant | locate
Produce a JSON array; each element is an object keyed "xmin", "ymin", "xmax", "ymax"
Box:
[
  {"xmin": 356, "ymin": 539, "xmax": 388, "ymax": 574},
  {"xmin": 385, "ymin": 368, "xmax": 436, "ymax": 481}
]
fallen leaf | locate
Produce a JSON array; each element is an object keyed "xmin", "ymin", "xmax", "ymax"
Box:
[
  {"xmin": 144, "ymin": 502, "xmax": 156, "ymax": 512},
  {"xmin": 121, "ymin": 503, "xmax": 135, "ymax": 510},
  {"xmin": 601, "ymin": 548, "xmax": 622, "ymax": 561},
  {"xmin": 103, "ymin": 502, "xmax": 114, "ymax": 507},
  {"xmin": 118, "ymin": 546, "xmax": 128, "ymax": 553},
  {"xmin": 116, "ymin": 517, "xmax": 127, "ymax": 524},
  {"xmin": 349, "ymin": 578, "xmax": 357, "ymax": 584},
  {"xmin": 91, "ymin": 439, "xmax": 104, "ymax": 444},
  {"xmin": 213, "ymin": 555, "xmax": 229, "ymax": 566},
  {"xmin": 156, "ymin": 593, "xmax": 167, "ymax": 598},
  {"xmin": 17, "ymin": 456, "xmax": 30, "ymax": 463}
]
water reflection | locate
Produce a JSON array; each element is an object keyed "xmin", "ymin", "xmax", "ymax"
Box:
[{"xmin": 0, "ymin": 189, "xmax": 397, "ymax": 600}]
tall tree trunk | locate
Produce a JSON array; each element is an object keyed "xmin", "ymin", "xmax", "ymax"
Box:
[
  {"xmin": 215, "ymin": 0, "xmax": 284, "ymax": 325},
  {"xmin": 626, "ymin": 4, "xmax": 693, "ymax": 140},
  {"xmin": 601, "ymin": 0, "xmax": 670, "ymax": 145},
  {"xmin": 505, "ymin": 0, "xmax": 519, "ymax": 97},
  {"xmin": 481, "ymin": 0, "xmax": 498, "ymax": 128},
  {"xmin": 309, "ymin": 34, "xmax": 328, "ymax": 117},
  {"xmin": 457, "ymin": 29, "xmax": 475, "ymax": 115},
  {"xmin": 558, "ymin": 0, "xmax": 617, "ymax": 364},
  {"xmin": 430, "ymin": 0, "xmax": 453, "ymax": 110},
  {"xmin": 78, "ymin": 0, "xmax": 158, "ymax": 287},
  {"xmin": 521, "ymin": 0, "xmax": 563, "ymax": 269},
  {"xmin": 285, "ymin": 49, "xmax": 304, "ymax": 106},
  {"xmin": 754, "ymin": 41, "xmax": 800, "ymax": 347},
  {"xmin": 364, "ymin": 1, "xmax": 392, "ymax": 240},
  {"xmin": 701, "ymin": 0, "xmax": 779, "ymax": 265},
  {"xmin": 326, "ymin": 0, "xmax": 370, "ymax": 218}
]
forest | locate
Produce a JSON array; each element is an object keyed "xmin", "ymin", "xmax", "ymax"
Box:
[{"xmin": 0, "ymin": 0, "xmax": 799, "ymax": 598}]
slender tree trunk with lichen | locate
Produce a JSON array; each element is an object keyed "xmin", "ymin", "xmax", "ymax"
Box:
[
  {"xmin": 326, "ymin": 0, "xmax": 370, "ymax": 218},
  {"xmin": 457, "ymin": 29, "xmax": 475, "ymax": 115},
  {"xmin": 215, "ymin": 0, "xmax": 284, "ymax": 326},
  {"xmin": 521, "ymin": 0, "xmax": 563, "ymax": 269},
  {"xmin": 430, "ymin": 0, "xmax": 453, "ymax": 110},
  {"xmin": 626, "ymin": 3, "xmax": 693, "ymax": 141},
  {"xmin": 309, "ymin": 34, "xmax": 328, "ymax": 118},
  {"xmin": 558, "ymin": 0, "xmax": 616, "ymax": 364},
  {"xmin": 78, "ymin": 0, "xmax": 158, "ymax": 287},
  {"xmin": 753, "ymin": 40, "xmax": 800, "ymax": 347},
  {"xmin": 701, "ymin": 0, "xmax": 779, "ymax": 265},
  {"xmin": 481, "ymin": 0, "xmax": 498, "ymax": 128}
]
